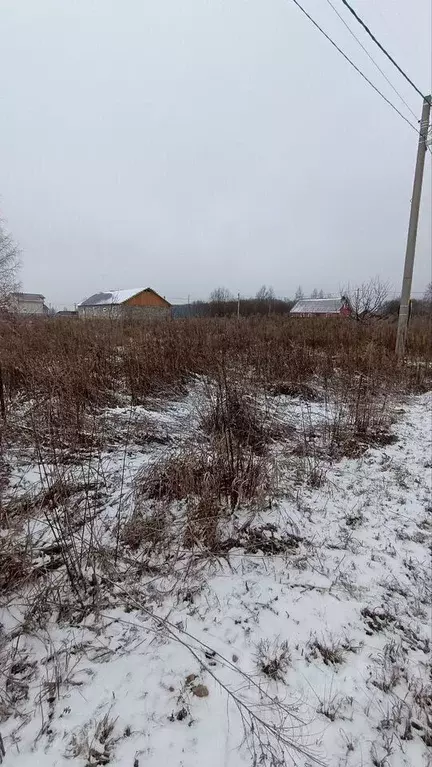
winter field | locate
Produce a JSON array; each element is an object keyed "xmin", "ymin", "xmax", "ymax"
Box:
[{"xmin": 0, "ymin": 315, "xmax": 430, "ymax": 767}]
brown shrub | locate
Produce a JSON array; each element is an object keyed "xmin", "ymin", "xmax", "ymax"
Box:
[
  {"xmin": 202, "ymin": 371, "xmax": 270, "ymax": 455},
  {"xmin": 0, "ymin": 544, "xmax": 31, "ymax": 594},
  {"xmin": 139, "ymin": 441, "xmax": 269, "ymax": 512},
  {"xmin": 121, "ymin": 507, "xmax": 168, "ymax": 551},
  {"xmin": 183, "ymin": 494, "xmax": 222, "ymax": 551}
]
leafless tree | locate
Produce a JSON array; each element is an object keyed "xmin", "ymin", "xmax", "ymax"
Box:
[
  {"xmin": 423, "ymin": 283, "xmax": 432, "ymax": 304},
  {"xmin": 209, "ymin": 286, "xmax": 232, "ymax": 303},
  {"xmin": 208, "ymin": 286, "xmax": 234, "ymax": 317},
  {"xmin": 0, "ymin": 221, "xmax": 21, "ymax": 308},
  {"xmin": 295, "ymin": 286, "xmax": 304, "ymax": 301},
  {"xmin": 256, "ymin": 285, "xmax": 275, "ymax": 301},
  {"xmin": 343, "ymin": 277, "xmax": 390, "ymax": 320}
]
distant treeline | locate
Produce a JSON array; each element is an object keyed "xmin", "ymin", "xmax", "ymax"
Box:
[
  {"xmin": 382, "ymin": 297, "xmax": 432, "ymax": 317},
  {"xmin": 172, "ymin": 297, "xmax": 294, "ymax": 319},
  {"xmin": 172, "ymin": 297, "xmax": 431, "ymax": 320},
  {"xmin": 171, "ymin": 280, "xmax": 432, "ymax": 320}
]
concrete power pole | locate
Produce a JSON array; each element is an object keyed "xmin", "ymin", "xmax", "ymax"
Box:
[{"xmin": 395, "ymin": 95, "xmax": 431, "ymax": 360}]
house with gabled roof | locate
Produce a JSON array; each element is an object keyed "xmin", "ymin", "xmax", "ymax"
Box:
[
  {"xmin": 78, "ymin": 287, "xmax": 171, "ymax": 319},
  {"xmin": 290, "ymin": 297, "xmax": 352, "ymax": 318}
]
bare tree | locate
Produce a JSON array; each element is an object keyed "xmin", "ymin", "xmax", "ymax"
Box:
[
  {"xmin": 343, "ymin": 277, "xmax": 390, "ymax": 320},
  {"xmin": 424, "ymin": 283, "xmax": 432, "ymax": 304},
  {"xmin": 0, "ymin": 221, "xmax": 21, "ymax": 308},
  {"xmin": 295, "ymin": 286, "xmax": 304, "ymax": 301},
  {"xmin": 256, "ymin": 285, "xmax": 275, "ymax": 301},
  {"xmin": 208, "ymin": 286, "xmax": 234, "ymax": 317},
  {"xmin": 209, "ymin": 286, "xmax": 232, "ymax": 303}
]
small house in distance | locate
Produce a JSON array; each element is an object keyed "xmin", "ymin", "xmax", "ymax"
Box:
[
  {"xmin": 56, "ymin": 310, "xmax": 78, "ymax": 318},
  {"xmin": 10, "ymin": 292, "xmax": 48, "ymax": 315},
  {"xmin": 78, "ymin": 288, "xmax": 171, "ymax": 319},
  {"xmin": 290, "ymin": 297, "xmax": 352, "ymax": 318}
]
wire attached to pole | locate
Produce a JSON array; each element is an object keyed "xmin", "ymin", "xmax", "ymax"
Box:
[
  {"xmin": 338, "ymin": 0, "xmax": 425, "ymax": 99},
  {"xmin": 324, "ymin": 0, "xmax": 418, "ymax": 119},
  {"xmin": 288, "ymin": 0, "xmax": 418, "ymax": 132}
]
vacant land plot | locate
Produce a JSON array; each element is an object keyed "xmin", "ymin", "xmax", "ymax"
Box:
[{"xmin": 0, "ymin": 316, "xmax": 430, "ymax": 767}]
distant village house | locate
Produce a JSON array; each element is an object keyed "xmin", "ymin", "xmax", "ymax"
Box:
[
  {"xmin": 10, "ymin": 292, "xmax": 48, "ymax": 315},
  {"xmin": 78, "ymin": 288, "xmax": 171, "ymax": 319},
  {"xmin": 290, "ymin": 297, "xmax": 352, "ymax": 318},
  {"xmin": 56, "ymin": 310, "xmax": 78, "ymax": 318}
]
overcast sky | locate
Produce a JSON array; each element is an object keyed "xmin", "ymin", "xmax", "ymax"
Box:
[{"xmin": 0, "ymin": 0, "xmax": 430, "ymax": 307}]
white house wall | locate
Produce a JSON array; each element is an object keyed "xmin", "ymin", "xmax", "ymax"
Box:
[
  {"xmin": 15, "ymin": 300, "xmax": 45, "ymax": 315},
  {"xmin": 78, "ymin": 305, "xmax": 170, "ymax": 320}
]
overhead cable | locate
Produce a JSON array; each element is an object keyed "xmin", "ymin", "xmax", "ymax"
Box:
[
  {"xmin": 339, "ymin": 0, "xmax": 425, "ymax": 98},
  {"xmin": 325, "ymin": 0, "xmax": 418, "ymax": 119},
  {"xmin": 288, "ymin": 0, "xmax": 418, "ymax": 132}
]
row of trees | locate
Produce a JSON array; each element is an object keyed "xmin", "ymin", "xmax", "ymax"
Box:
[
  {"xmin": 198, "ymin": 286, "xmax": 294, "ymax": 317},
  {"xmin": 209, "ymin": 285, "xmax": 329, "ymax": 304},
  {"xmin": 202, "ymin": 279, "xmax": 432, "ymax": 319}
]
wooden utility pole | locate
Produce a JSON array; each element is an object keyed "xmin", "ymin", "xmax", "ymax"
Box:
[{"xmin": 395, "ymin": 95, "xmax": 431, "ymax": 360}]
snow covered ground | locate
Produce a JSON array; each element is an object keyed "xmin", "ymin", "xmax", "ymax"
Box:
[{"xmin": 0, "ymin": 389, "xmax": 431, "ymax": 767}]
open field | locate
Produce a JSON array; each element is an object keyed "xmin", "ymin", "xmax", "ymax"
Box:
[{"xmin": 0, "ymin": 315, "xmax": 431, "ymax": 767}]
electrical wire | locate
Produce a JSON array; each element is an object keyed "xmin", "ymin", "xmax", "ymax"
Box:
[
  {"xmin": 324, "ymin": 0, "xmax": 418, "ymax": 119},
  {"xmin": 288, "ymin": 0, "xmax": 418, "ymax": 132},
  {"xmin": 338, "ymin": 0, "xmax": 425, "ymax": 98}
]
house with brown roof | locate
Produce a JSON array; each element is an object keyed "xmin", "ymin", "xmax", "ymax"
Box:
[{"xmin": 78, "ymin": 287, "xmax": 171, "ymax": 319}]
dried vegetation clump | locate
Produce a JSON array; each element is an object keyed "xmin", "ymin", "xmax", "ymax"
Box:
[{"xmin": 256, "ymin": 638, "xmax": 291, "ymax": 681}]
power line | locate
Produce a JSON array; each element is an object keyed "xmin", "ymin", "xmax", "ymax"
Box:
[
  {"xmin": 338, "ymin": 0, "xmax": 425, "ymax": 99},
  {"xmin": 288, "ymin": 0, "xmax": 418, "ymax": 132},
  {"xmin": 324, "ymin": 0, "xmax": 418, "ymax": 120}
]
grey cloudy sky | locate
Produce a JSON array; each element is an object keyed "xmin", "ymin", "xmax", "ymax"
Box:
[{"xmin": 0, "ymin": 0, "xmax": 430, "ymax": 308}]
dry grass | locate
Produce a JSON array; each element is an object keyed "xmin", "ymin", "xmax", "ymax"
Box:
[
  {"xmin": 201, "ymin": 371, "xmax": 271, "ymax": 455},
  {"xmin": 0, "ymin": 313, "xmax": 430, "ymax": 602},
  {"xmin": 0, "ymin": 314, "xmax": 429, "ymax": 445},
  {"xmin": 307, "ymin": 636, "xmax": 347, "ymax": 667},
  {"xmin": 0, "ymin": 541, "xmax": 31, "ymax": 594},
  {"xmin": 133, "ymin": 439, "xmax": 271, "ymax": 552},
  {"xmin": 255, "ymin": 638, "xmax": 291, "ymax": 681}
]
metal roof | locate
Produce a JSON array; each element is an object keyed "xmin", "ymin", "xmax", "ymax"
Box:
[
  {"xmin": 79, "ymin": 288, "xmax": 171, "ymax": 308},
  {"xmin": 56, "ymin": 310, "xmax": 78, "ymax": 316},
  {"xmin": 291, "ymin": 298, "xmax": 346, "ymax": 314},
  {"xmin": 12, "ymin": 292, "xmax": 45, "ymax": 301},
  {"xmin": 79, "ymin": 288, "xmax": 146, "ymax": 307}
]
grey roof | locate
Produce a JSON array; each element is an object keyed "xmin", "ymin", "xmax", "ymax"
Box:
[
  {"xmin": 80, "ymin": 288, "xmax": 147, "ymax": 307},
  {"xmin": 291, "ymin": 298, "xmax": 346, "ymax": 314},
  {"xmin": 56, "ymin": 310, "xmax": 78, "ymax": 316},
  {"xmin": 12, "ymin": 292, "xmax": 45, "ymax": 301},
  {"xmin": 80, "ymin": 291, "xmax": 119, "ymax": 307}
]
